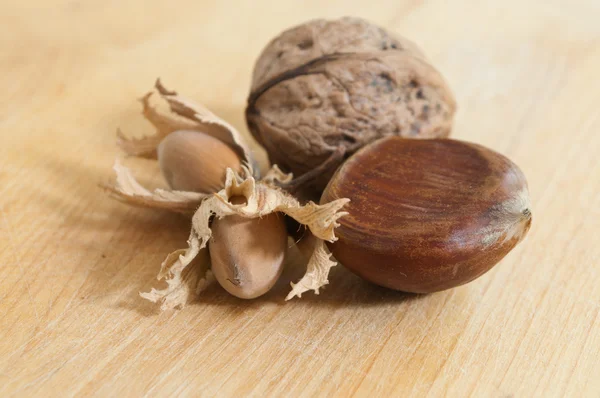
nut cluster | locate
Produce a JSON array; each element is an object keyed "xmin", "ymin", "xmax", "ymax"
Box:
[
  {"xmin": 107, "ymin": 80, "xmax": 348, "ymax": 309},
  {"xmin": 104, "ymin": 17, "xmax": 531, "ymax": 309}
]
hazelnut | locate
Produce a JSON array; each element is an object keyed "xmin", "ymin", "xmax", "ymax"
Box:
[
  {"xmin": 209, "ymin": 197, "xmax": 288, "ymax": 299},
  {"xmin": 321, "ymin": 137, "xmax": 532, "ymax": 293},
  {"xmin": 246, "ymin": 17, "xmax": 456, "ymax": 197},
  {"xmin": 157, "ymin": 130, "xmax": 242, "ymax": 193}
]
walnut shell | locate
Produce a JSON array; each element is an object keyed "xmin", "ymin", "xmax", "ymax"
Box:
[{"xmin": 246, "ymin": 17, "xmax": 457, "ymax": 197}]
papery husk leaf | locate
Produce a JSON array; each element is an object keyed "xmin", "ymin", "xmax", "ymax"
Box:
[
  {"xmin": 116, "ymin": 91, "xmax": 197, "ymax": 158},
  {"xmin": 285, "ymin": 238, "xmax": 337, "ymax": 300},
  {"xmin": 140, "ymin": 245, "xmax": 211, "ymax": 311},
  {"xmin": 261, "ymin": 164, "xmax": 293, "ymax": 185},
  {"xmin": 104, "ymin": 161, "xmax": 206, "ymax": 214}
]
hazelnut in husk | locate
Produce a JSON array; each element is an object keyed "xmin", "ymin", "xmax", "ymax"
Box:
[
  {"xmin": 321, "ymin": 137, "xmax": 532, "ymax": 293},
  {"xmin": 246, "ymin": 17, "xmax": 456, "ymax": 197},
  {"xmin": 107, "ymin": 81, "xmax": 351, "ymax": 309}
]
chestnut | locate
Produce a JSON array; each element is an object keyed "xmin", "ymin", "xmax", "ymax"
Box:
[{"xmin": 321, "ymin": 137, "xmax": 532, "ymax": 293}]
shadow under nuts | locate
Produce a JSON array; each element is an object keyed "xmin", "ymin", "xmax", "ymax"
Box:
[
  {"xmin": 158, "ymin": 130, "xmax": 242, "ymax": 193},
  {"xmin": 209, "ymin": 197, "xmax": 288, "ymax": 299},
  {"xmin": 321, "ymin": 137, "xmax": 532, "ymax": 293},
  {"xmin": 246, "ymin": 17, "xmax": 456, "ymax": 197}
]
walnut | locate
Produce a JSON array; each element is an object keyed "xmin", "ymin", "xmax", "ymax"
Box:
[{"xmin": 246, "ymin": 17, "xmax": 457, "ymax": 198}]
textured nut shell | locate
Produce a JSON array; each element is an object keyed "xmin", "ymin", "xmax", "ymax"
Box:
[
  {"xmin": 209, "ymin": 211, "xmax": 287, "ymax": 299},
  {"xmin": 321, "ymin": 137, "xmax": 532, "ymax": 293},
  {"xmin": 247, "ymin": 17, "xmax": 456, "ymax": 194},
  {"xmin": 157, "ymin": 130, "xmax": 242, "ymax": 193},
  {"xmin": 250, "ymin": 17, "xmax": 426, "ymax": 90}
]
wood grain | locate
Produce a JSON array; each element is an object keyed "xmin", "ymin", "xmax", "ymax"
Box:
[{"xmin": 1, "ymin": 1, "xmax": 599, "ymax": 396}]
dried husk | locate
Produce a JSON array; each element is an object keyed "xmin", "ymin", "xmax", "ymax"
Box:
[
  {"xmin": 105, "ymin": 79, "xmax": 256, "ymax": 213},
  {"xmin": 118, "ymin": 79, "xmax": 257, "ymax": 176},
  {"xmin": 246, "ymin": 17, "xmax": 457, "ymax": 197},
  {"xmin": 106, "ymin": 160, "xmax": 207, "ymax": 215},
  {"xmin": 105, "ymin": 82, "xmax": 350, "ymax": 310},
  {"xmin": 141, "ymin": 169, "xmax": 349, "ymax": 309}
]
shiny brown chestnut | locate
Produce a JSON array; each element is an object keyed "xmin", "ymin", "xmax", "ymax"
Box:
[{"xmin": 321, "ymin": 137, "xmax": 532, "ymax": 293}]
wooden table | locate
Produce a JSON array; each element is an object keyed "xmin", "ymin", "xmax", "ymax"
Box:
[{"xmin": 1, "ymin": 1, "xmax": 599, "ymax": 396}]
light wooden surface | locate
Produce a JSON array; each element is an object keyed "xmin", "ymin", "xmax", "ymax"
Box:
[{"xmin": 1, "ymin": 1, "xmax": 599, "ymax": 396}]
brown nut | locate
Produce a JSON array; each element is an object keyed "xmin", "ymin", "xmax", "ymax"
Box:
[
  {"xmin": 321, "ymin": 137, "xmax": 532, "ymax": 293},
  {"xmin": 246, "ymin": 17, "xmax": 456, "ymax": 197},
  {"xmin": 209, "ymin": 197, "xmax": 288, "ymax": 299},
  {"xmin": 157, "ymin": 130, "xmax": 242, "ymax": 193}
]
